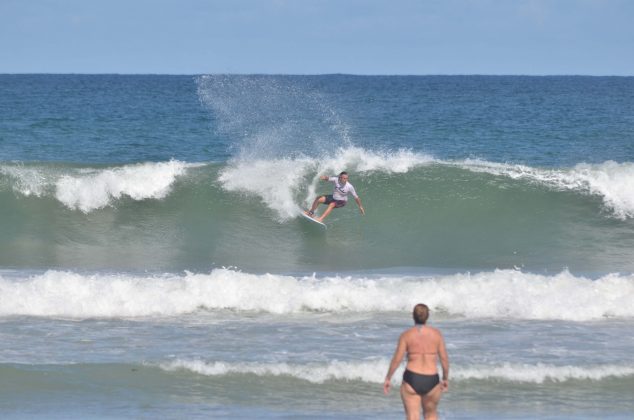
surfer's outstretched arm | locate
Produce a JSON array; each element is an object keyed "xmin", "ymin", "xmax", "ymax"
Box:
[{"xmin": 354, "ymin": 196, "xmax": 365, "ymax": 215}]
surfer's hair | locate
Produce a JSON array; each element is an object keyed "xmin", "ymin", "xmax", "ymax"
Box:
[
  {"xmin": 413, "ymin": 304, "xmax": 429, "ymax": 325},
  {"xmin": 339, "ymin": 171, "xmax": 348, "ymax": 177}
]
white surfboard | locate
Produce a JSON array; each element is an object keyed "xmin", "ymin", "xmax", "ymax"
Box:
[{"xmin": 300, "ymin": 212, "xmax": 327, "ymax": 229}]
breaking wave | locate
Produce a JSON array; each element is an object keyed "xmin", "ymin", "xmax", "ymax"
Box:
[{"xmin": 1, "ymin": 268, "xmax": 632, "ymax": 320}]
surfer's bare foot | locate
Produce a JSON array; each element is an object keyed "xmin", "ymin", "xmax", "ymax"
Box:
[{"xmin": 305, "ymin": 210, "xmax": 315, "ymax": 217}]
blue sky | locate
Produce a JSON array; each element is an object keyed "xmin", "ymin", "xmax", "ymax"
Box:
[{"xmin": 1, "ymin": 0, "xmax": 633, "ymax": 75}]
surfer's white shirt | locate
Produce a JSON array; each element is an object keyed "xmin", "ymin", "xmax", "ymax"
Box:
[{"xmin": 329, "ymin": 176, "xmax": 358, "ymax": 201}]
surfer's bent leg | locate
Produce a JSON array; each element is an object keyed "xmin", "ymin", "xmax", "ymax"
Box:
[
  {"xmin": 308, "ymin": 195, "xmax": 327, "ymax": 216},
  {"xmin": 317, "ymin": 202, "xmax": 337, "ymax": 222}
]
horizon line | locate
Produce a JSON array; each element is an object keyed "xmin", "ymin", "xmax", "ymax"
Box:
[{"xmin": 1, "ymin": 72, "xmax": 633, "ymax": 77}]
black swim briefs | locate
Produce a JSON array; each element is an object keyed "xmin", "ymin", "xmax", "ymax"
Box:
[{"xmin": 402, "ymin": 370, "xmax": 440, "ymax": 396}]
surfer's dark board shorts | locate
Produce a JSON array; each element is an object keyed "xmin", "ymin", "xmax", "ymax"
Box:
[{"xmin": 323, "ymin": 195, "xmax": 346, "ymax": 208}]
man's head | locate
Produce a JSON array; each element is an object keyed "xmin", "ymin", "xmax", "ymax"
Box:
[
  {"xmin": 338, "ymin": 171, "xmax": 349, "ymax": 184},
  {"xmin": 412, "ymin": 303, "xmax": 429, "ymax": 325}
]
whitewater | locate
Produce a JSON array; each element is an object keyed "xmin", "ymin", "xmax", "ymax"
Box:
[{"xmin": 1, "ymin": 268, "xmax": 633, "ymax": 320}]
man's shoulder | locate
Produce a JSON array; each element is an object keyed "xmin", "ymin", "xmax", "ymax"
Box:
[
  {"xmin": 427, "ymin": 326, "xmax": 443, "ymax": 337},
  {"xmin": 400, "ymin": 328, "xmax": 415, "ymax": 341}
]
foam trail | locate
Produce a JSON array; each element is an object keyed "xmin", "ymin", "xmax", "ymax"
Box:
[
  {"xmin": 160, "ymin": 359, "xmax": 634, "ymax": 384},
  {"xmin": 1, "ymin": 269, "xmax": 632, "ymax": 320}
]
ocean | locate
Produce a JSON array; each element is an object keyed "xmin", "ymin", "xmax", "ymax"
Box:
[{"xmin": 1, "ymin": 74, "xmax": 633, "ymax": 419}]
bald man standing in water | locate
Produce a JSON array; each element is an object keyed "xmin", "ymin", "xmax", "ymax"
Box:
[{"xmin": 384, "ymin": 304, "xmax": 450, "ymax": 420}]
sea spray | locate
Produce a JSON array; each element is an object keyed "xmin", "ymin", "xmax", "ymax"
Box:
[{"xmin": 196, "ymin": 74, "xmax": 353, "ymax": 160}]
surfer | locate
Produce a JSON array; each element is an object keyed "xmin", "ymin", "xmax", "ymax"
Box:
[
  {"xmin": 383, "ymin": 304, "xmax": 449, "ymax": 420},
  {"xmin": 305, "ymin": 172, "xmax": 365, "ymax": 222}
]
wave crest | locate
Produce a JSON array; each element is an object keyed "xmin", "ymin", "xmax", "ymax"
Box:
[
  {"xmin": 1, "ymin": 160, "xmax": 196, "ymax": 212},
  {"xmin": 460, "ymin": 159, "xmax": 634, "ymax": 219},
  {"xmin": 3, "ymin": 153, "xmax": 633, "ymax": 219},
  {"xmin": 160, "ymin": 359, "xmax": 634, "ymax": 384},
  {"xmin": 1, "ymin": 269, "xmax": 632, "ymax": 320}
]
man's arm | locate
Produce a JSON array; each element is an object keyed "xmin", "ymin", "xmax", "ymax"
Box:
[
  {"xmin": 438, "ymin": 332, "xmax": 450, "ymax": 391},
  {"xmin": 354, "ymin": 196, "xmax": 365, "ymax": 215},
  {"xmin": 384, "ymin": 333, "xmax": 407, "ymax": 394}
]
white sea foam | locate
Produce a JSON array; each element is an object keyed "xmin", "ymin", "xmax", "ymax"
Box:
[
  {"xmin": 160, "ymin": 359, "xmax": 634, "ymax": 384},
  {"xmin": 1, "ymin": 269, "xmax": 632, "ymax": 320},
  {"xmin": 0, "ymin": 160, "xmax": 196, "ymax": 212},
  {"xmin": 454, "ymin": 363, "xmax": 634, "ymax": 383},
  {"xmin": 160, "ymin": 359, "xmax": 388, "ymax": 384},
  {"xmin": 323, "ymin": 147, "xmax": 434, "ymax": 174},
  {"xmin": 218, "ymin": 157, "xmax": 315, "ymax": 220},
  {"xmin": 56, "ymin": 160, "xmax": 192, "ymax": 212}
]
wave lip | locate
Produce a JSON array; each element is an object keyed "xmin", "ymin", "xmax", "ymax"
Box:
[
  {"xmin": 459, "ymin": 159, "xmax": 634, "ymax": 219},
  {"xmin": 160, "ymin": 359, "xmax": 384, "ymax": 384},
  {"xmin": 160, "ymin": 359, "xmax": 634, "ymax": 385},
  {"xmin": 1, "ymin": 160, "xmax": 196, "ymax": 212},
  {"xmin": 55, "ymin": 160, "xmax": 190, "ymax": 212},
  {"xmin": 454, "ymin": 362, "xmax": 634, "ymax": 384},
  {"xmin": 1, "ymin": 269, "xmax": 632, "ymax": 320}
]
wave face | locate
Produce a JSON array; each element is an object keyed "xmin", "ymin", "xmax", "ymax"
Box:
[
  {"xmin": 2, "ymin": 75, "xmax": 634, "ymax": 273},
  {"xmin": 1, "ymin": 269, "xmax": 632, "ymax": 320},
  {"xmin": 1, "ymin": 152, "xmax": 633, "ymax": 273}
]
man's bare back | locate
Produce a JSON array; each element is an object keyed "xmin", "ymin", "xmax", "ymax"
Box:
[{"xmin": 402, "ymin": 325, "xmax": 445, "ymax": 375}]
